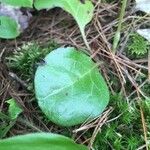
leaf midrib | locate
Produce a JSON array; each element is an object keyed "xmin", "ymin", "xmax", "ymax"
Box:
[{"xmin": 39, "ymin": 64, "xmax": 99, "ymax": 101}]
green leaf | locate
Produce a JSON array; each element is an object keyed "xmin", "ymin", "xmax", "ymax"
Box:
[
  {"xmin": 6, "ymin": 98, "xmax": 23, "ymax": 120},
  {"xmin": 0, "ymin": 16, "xmax": 20, "ymax": 39},
  {"xmin": 34, "ymin": 47, "xmax": 109, "ymax": 126},
  {"xmin": 34, "ymin": 0, "xmax": 94, "ymax": 49},
  {"xmin": 0, "ymin": 0, "xmax": 33, "ymax": 7},
  {"xmin": 0, "ymin": 133, "xmax": 88, "ymax": 150}
]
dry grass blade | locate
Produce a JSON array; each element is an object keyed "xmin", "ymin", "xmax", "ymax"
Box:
[
  {"xmin": 89, "ymin": 108, "xmax": 113, "ymax": 149},
  {"xmin": 139, "ymin": 104, "xmax": 149, "ymax": 150},
  {"xmin": 148, "ymin": 49, "xmax": 150, "ymax": 81},
  {"xmin": 73, "ymin": 107, "xmax": 113, "ymax": 148}
]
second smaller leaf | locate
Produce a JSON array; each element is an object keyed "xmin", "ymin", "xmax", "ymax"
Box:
[
  {"xmin": 7, "ymin": 98, "xmax": 23, "ymax": 120},
  {"xmin": 0, "ymin": 16, "xmax": 20, "ymax": 39},
  {"xmin": 0, "ymin": 0, "xmax": 33, "ymax": 8}
]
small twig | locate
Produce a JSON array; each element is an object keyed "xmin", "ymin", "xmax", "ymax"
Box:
[
  {"xmin": 89, "ymin": 108, "xmax": 113, "ymax": 149},
  {"xmin": 18, "ymin": 118, "xmax": 42, "ymax": 132},
  {"xmin": 137, "ymin": 143, "xmax": 150, "ymax": 150},
  {"xmin": 73, "ymin": 115, "xmax": 99, "ymax": 133},
  {"xmin": 121, "ymin": 67, "xmax": 147, "ymax": 99},
  {"xmin": 136, "ymin": 90, "xmax": 149, "ymax": 150},
  {"xmin": 8, "ymin": 72, "xmax": 28, "ymax": 88},
  {"xmin": 127, "ymin": 79, "xmax": 148, "ymax": 99},
  {"xmin": 0, "ymin": 48, "xmax": 6, "ymax": 62},
  {"xmin": 139, "ymin": 103, "xmax": 149, "ymax": 150},
  {"xmin": 148, "ymin": 48, "xmax": 150, "ymax": 81},
  {"xmin": 107, "ymin": 113, "xmax": 123, "ymax": 123}
]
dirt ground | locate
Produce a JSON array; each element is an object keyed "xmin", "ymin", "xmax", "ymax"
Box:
[{"xmin": 0, "ymin": 1, "xmax": 150, "ymax": 149}]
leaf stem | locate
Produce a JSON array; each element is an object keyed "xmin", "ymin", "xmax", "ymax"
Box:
[
  {"xmin": 80, "ymin": 29, "xmax": 91, "ymax": 52},
  {"xmin": 112, "ymin": 0, "xmax": 128, "ymax": 53}
]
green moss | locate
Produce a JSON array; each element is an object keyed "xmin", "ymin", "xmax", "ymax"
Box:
[
  {"xmin": 127, "ymin": 33, "xmax": 149, "ymax": 58},
  {"xmin": 94, "ymin": 94, "xmax": 150, "ymax": 150},
  {"xmin": 6, "ymin": 41, "xmax": 59, "ymax": 90}
]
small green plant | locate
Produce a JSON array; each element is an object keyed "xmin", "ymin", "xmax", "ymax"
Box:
[
  {"xmin": 127, "ymin": 33, "xmax": 149, "ymax": 56},
  {"xmin": 0, "ymin": 111, "xmax": 15, "ymax": 139},
  {"xmin": 6, "ymin": 98, "xmax": 23, "ymax": 120},
  {"xmin": 0, "ymin": 98, "xmax": 22, "ymax": 138}
]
